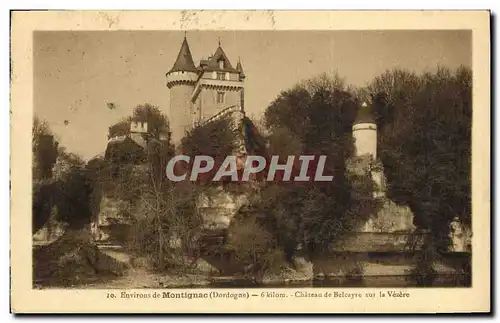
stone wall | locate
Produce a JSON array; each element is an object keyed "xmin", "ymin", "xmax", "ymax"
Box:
[
  {"xmin": 93, "ymin": 195, "xmax": 132, "ymax": 242},
  {"xmin": 360, "ymin": 199, "xmax": 416, "ymax": 233},
  {"xmin": 196, "ymin": 186, "xmax": 249, "ymax": 230},
  {"xmin": 169, "ymin": 83, "xmax": 196, "ymax": 146},
  {"xmin": 329, "ymin": 232, "xmax": 425, "ymax": 252},
  {"xmin": 197, "ymin": 88, "xmax": 242, "ymax": 122},
  {"xmin": 312, "ymin": 251, "xmax": 470, "ymax": 282}
]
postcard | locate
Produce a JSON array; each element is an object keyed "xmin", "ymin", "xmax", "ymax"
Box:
[{"xmin": 10, "ymin": 10, "xmax": 490, "ymax": 313}]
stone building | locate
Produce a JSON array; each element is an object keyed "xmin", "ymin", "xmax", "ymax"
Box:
[
  {"xmin": 166, "ymin": 36, "xmax": 246, "ymax": 146},
  {"xmin": 95, "ymin": 35, "xmax": 470, "ymax": 257}
]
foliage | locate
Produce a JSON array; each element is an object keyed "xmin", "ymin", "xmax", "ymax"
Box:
[
  {"xmin": 105, "ymin": 104, "xmax": 173, "ymax": 171},
  {"xmin": 226, "ymin": 216, "xmax": 279, "ymax": 274},
  {"xmin": 299, "ymin": 71, "xmax": 347, "ymax": 98},
  {"xmin": 125, "ymin": 181, "xmax": 203, "ymax": 270},
  {"xmin": 88, "ymin": 104, "xmax": 184, "ymax": 270},
  {"xmin": 32, "ymin": 115, "xmax": 59, "ymax": 181},
  {"xmin": 95, "ymin": 101, "xmax": 202, "ymax": 270},
  {"xmin": 32, "ymin": 180, "xmax": 58, "ymax": 234},
  {"xmin": 108, "ymin": 119, "xmax": 130, "ymax": 138},
  {"xmin": 409, "ymin": 241, "xmax": 438, "ymax": 286},
  {"xmin": 54, "ymin": 166, "xmax": 94, "ymax": 229},
  {"xmin": 255, "ymin": 74, "xmax": 380, "ymax": 261},
  {"xmin": 32, "ymin": 116, "xmax": 89, "ymax": 233},
  {"xmin": 370, "ymin": 66, "xmax": 472, "ymax": 251},
  {"xmin": 33, "ymin": 165, "xmax": 94, "ymax": 233},
  {"xmin": 32, "ymin": 115, "xmax": 52, "ymax": 143},
  {"xmin": 108, "ymin": 103, "xmax": 170, "ymax": 140},
  {"xmin": 132, "ymin": 104, "xmax": 170, "ymax": 139},
  {"xmin": 181, "ymin": 114, "xmax": 238, "ymax": 158},
  {"xmin": 36, "ymin": 64, "xmax": 471, "ymax": 282},
  {"xmin": 179, "ymin": 114, "xmax": 243, "ymax": 187},
  {"xmin": 32, "ymin": 105, "xmax": 166, "ymax": 235},
  {"xmin": 53, "ymin": 146, "xmax": 86, "ymax": 180}
]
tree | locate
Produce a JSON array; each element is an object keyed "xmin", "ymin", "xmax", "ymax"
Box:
[
  {"xmin": 32, "ymin": 116, "xmax": 61, "ymax": 234},
  {"xmin": 32, "ymin": 115, "xmax": 59, "ymax": 181},
  {"xmin": 53, "ymin": 146, "xmax": 85, "ymax": 180},
  {"xmin": 96, "ymin": 104, "xmax": 207, "ymax": 270},
  {"xmin": 132, "ymin": 104, "xmax": 170, "ymax": 140},
  {"xmin": 108, "ymin": 119, "xmax": 130, "ymax": 139},
  {"xmin": 106, "ymin": 103, "xmax": 173, "ymax": 169},
  {"xmin": 226, "ymin": 215, "xmax": 279, "ymax": 274},
  {"xmin": 108, "ymin": 103, "xmax": 170, "ymax": 140},
  {"xmin": 180, "ymin": 114, "xmax": 240, "ymax": 186},
  {"xmin": 253, "ymin": 73, "xmax": 380, "ymax": 261},
  {"xmin": 54, "ymin": 165, "xmax": 93, "ymax": 229},
  {"xmin": 370, "ymin": 66, "xmax": 472, "ymax": 252},
  {"xmin": 32, "ymin": 180, "xmax": 57, "ymax": 234}
]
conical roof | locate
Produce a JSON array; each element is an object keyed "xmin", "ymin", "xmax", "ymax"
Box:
[
  {"xmin": 355, "ymin": 101, "xmax": 375, "ymax": 124},
  {"xmin": 236, "ymin": 59, "xmax": 245, "ymax": 78},
  {"xmin": 168, "ymin": 37, "xmax": 198, "ymax": 74}
]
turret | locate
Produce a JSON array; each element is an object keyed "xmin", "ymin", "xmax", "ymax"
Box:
[
  {"xmin": 352, "ymin": 101, "xmax": 377, "ymax": 159},
  {"xmin": 166, "ymin": 36, "xmax": 199, "ymax": 146},
  {"xmin": 166, "ymin": 36, "xmax": 246, "ymax": 145},
  {"xmin": 236, "ymin": 59, "xmax": 245, "ymax": 80},
  {"xmin": 130, "ymin": 120, "xmax": 148, "ymax": 134},
  {"xmin": 236, "ymin": 59, "xmax": 245, "ymax": 110},
  {"xmin": 129, "ymin": 120, "xmax": 148, "ymax": 149}
]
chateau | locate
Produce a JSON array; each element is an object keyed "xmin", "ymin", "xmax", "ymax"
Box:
[
  {"xmin": 166, "ymin": 36, "xmax": 246, "ymax": 146},
  {"xmin": 96, "ymin": 35, "xmax": 470, "ymax": 254}
]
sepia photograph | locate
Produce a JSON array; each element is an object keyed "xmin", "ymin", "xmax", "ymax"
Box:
[{"xmin": 11, "ymin": 10, "xmax": 490, "ymax": 313}]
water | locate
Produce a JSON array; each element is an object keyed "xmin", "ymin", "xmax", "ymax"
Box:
[{"xmin": 206, "ymin": 274, "xmax": 470, "ymax": 288}]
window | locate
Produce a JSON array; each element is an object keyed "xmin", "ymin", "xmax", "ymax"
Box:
[
  {"xmin": 218, "ymin": 59, "xmax": 225, "ymax": 69},
  {"xmin": 217, "ymin": 72, "xmax": 225, "ymax": 80},
  {"xmin": 216, "ymin": 92, "xmax": 225, "ymax": 103}
]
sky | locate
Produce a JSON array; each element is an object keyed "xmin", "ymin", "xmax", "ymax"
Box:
[{"xmin": 34, "ymin": 30, "xmax": 471, "ymax": 160}]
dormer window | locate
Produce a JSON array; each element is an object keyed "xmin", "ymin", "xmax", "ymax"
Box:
[{"xmin": 218, "ymin": 59, "xmax": 225, "ymax": 69}]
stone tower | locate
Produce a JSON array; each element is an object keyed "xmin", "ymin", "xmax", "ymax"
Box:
[
  {"xmin": 352, "ymin": 101, "xmax": 377, "ymax": 159},
  {"xmin": 348, "ymin": 101, "xmax": 416, "ymax": 234},
  {"xmin": 236, "ymin": 58, "xmax": 246, "ymax": 110},
  {"xmin": 166, "ymin": 36, "xmax": 246, "ymax": 147},
  {"xmin": 166, "ymin": 36, "xmax": 199, "ymax": 146},
  {"xmin": 351, "ymin": 100, "xmax": 386, "ymax": 198}
]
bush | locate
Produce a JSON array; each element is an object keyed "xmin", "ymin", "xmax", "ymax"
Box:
[
  {"xmin": 409, "ymin": 242, "xmax": 438, "ymax": 286},
  {"xmin": 226, "ymin": 216, "xmax": 280, "ymax": 274},
  {"xmin": 124, "ymin": 181, "xmax": 203, "ymax": 271}
]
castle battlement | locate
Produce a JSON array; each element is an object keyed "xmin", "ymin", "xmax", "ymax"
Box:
[{"xmin": 130, "ymin": 121, "xmax": 148, "ymax": 134}]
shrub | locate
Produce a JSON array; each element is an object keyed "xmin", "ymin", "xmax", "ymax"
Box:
[{"xmin": 226, "ymin": 216, "xmax": 280, "ymax": 274}]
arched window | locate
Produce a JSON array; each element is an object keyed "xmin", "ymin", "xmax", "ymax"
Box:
[{"xmin": 218, "ymin": 59, "xmax": 225, "ymax": 69}]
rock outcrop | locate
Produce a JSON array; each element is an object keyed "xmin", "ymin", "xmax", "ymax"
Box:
[
  {"xmin": 196, "ymin": 185, "xmax": 250, "ymax": 230},
  {"xmin": 34, "ymin": 229, "xmax": 129, "ymax": 288},
  {"xmin": 259, "ymin": 257, "xmax": 314, "ymax": 285}
]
